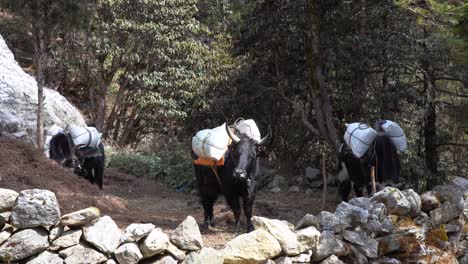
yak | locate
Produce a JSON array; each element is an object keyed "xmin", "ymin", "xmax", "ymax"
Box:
[
  {"xmin": 194, "ymin": 123, "xmax": 270, "ymax": 233},
  {"xmin": 338, "ymin": 126, "xmax": 402, "ymax": 202},
  {"xmin": 49, "ymin": 132, "xmax": 105, "ymax": 189}
]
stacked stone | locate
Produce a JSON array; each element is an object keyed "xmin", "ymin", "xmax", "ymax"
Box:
[{"xmin": 0, "ymin": 176, "xmax": 466, "ymax": 264}]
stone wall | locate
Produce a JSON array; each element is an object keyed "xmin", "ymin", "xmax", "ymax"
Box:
[{"xmin": 0, "ymin": 177, "xmax": 467, "ymax": 264}]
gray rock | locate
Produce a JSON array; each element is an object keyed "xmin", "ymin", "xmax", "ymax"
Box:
[
  {"xmin": 10, "ymin": 189, "xmax": 61, "ymax": 228},
  {"xmin": 317, "ymin": 211, "xmax": 349, "ymax": 232},
  {"xmin": 60, "ymin": 207, "xmax": 101, "ymax": 227},
  {"xmin": 362, "ymin": 214, "xmax": 381, "ymax": 234},
  {"xmin": 253, "ymin": 216, "xmax": 300, "ymax": 255},
  {"xmin": 445, "ymin": 223, "xmax": 461, "ymax": 233},
  {"xmin": 320, "ymin": 255, "xmax": 345, "ymax": 264},
  {"xmin": 296, "ymin": 226, "xmax": 321, "ymax": 253},
  {"xmin": 371, "ymin": 187, "xmax": 411, "ymax": 215},
  {"xmin": 120, "ymin": 223, "xmax": 155, "ymax": 243},
  {"xmin": 115, "ymin": 243, "xmax": 143, "ymax": 264},
  {"xmin": 380, "ymin": 257, "xmax": 401, "ymax": 264},
  {"xmin": 105, "ymin": 260, "xmax": 117, "ymax": 264},
  {"xmin": 170, "ymin": 216, "xmax": 203, "ymax": 251},
  {"xmin": 0, "ymin": 230, "xmax": 11, "ymax": 245},
  {"xmin": 166, "ymin": 242, "xmax": 186, "ymax": 260},
  {"xmin": 348, "ymin": 245, "xmax": 368, "ymax": 264},
  {"xmin": 342, "ymin": 231, "xmax": 377, "ymax": 258},
  {"xmin": 0, "ymin": 34, "xmax": 86, "ymax": 147},
  {"xmin": 51, "ymin": 229, "xmax": 82, "ymax": 249},
  {"xmin": 295, "ymin": 214, "xmax": 319, "ymax": 230},
  {"xmin": 305, "ymin": 167, "xmax": 321, "ymax": 181},
  {"xmin": 83, "ymin": 215, "xmax": 122, "ymax": 254},
  {"xmin": 60, "ymin": 244, "xmax": 106, "ymax": 264},
  {"xmin": 342, "ymin": 230, "xmax": 365, "ymax": 246},
  {"xmin": 144, "ymin": 256, "xmax": 178, "ymax": 264},
  {"xmin": 452, "ymin": 176, "xmax": 468, "ymax": 191},
  {"xmin": 380, "ymin": 216, "xmax": 395, "ymax": 234},
  {"xmin": 49, "ymin": 225, "xmax": 65, "ymax": 242},
  {"xmin": 222, "ymin": 229, "xmax": 282, "ymax": 264},
  {"xmin": 0, "ymin": 189, "xmax": 18, "ymax": 212},
  {"xmin": 26, "ymin": 251, "xmax": 63, "ymax": 264},
  {"xmin": 433, "ymin": 184, "xmax": 464, "ymax": 214},
  {"xmin": 402, "ymin": 189, "xmax": 421, "ymax": 216},
  {"xmin": 430, "ymin": 202, "xmax": 459, "ymax": 225},
  {"xmin": 270, "ymin": 187, "xmax": 282, "ymax": 193},
  {"xmin": 369, "ymin": 203, "xmax": 387, "ymax": 221},
  {"xmin": 334, "ymin": 202, "xmax": 369, "ymax": 225},
  {"xmin": 420, "ymin": 191, "xmax": 441, "ymax": 213},
  {"xmin": 0, "ymin": 211, "xmax": 11, "ymax": 222},
  {"xmin": 140, "ymin": 228, "xmax": 170, "ymax": 258},
  {"xmin": 349, "ymin": 197, "xmax": 372, "ymax": 211},
  {"xmin": 377, "ymin": 236, "xmax": 400, "ymax": 255},
  {"xmin": 289, "ymin": 186, "xmax": 300, "ymax": 193},
  {"xmin": 0, "ymin": 228, "xmax": 49, "ymax": 262},
  {"xmin": 312, "ymin": 231, "xmax": 350, "ymax": 262},
  {"xmin": 182, "ymin": 248, "xmax": 224, "ymax": 264},
  {"xmin": 275, "ymin": 250, "xmax": 312, "ymax": 263},
  {"xmin": 266, "ymin": 175, "xmax": 287, "ymax": 190}
]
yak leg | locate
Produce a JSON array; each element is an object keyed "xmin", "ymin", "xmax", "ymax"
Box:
[
  {"xmin": 226, "ymin": 194, "xmax": 242, "ymax": 233},
  {"xmin": 242, "ymin": 195, "xmax": 255, "ymax": 232},
  {"xmin": 200, "ymin": 194, "xmax": 217, "ymax": 231},
  {"xmin": 95, "ymin": 163, "xmax": 104, "ymax": 190},
  {"xmin": 338, "ymin": 179, "xmax": 352, "ymax": 202}
]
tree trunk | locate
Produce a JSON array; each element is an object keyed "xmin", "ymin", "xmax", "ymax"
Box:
[
  {"xmin": 33, "ymin": 28, "xmax": 46, "ymax": 151},
  {"xmin": 307, "ymin": 0, "xmax": 340, "ymax": 157},
  {"xmin": 95, "ymin": 71, "xmax": 107, "ymax": 132}
]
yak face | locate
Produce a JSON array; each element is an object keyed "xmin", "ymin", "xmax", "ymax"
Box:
[
  {"xmin": 229, "ymin": 135, "xmax": 260, "ymax": 181},
  {"xmin": 49, "ymin": 133, "xmax": 75, "ymax": 170}
]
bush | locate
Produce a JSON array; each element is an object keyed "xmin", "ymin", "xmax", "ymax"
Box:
[{"xmin": 106, "ymin": 143, "xmax": 195, "ymax": 190}]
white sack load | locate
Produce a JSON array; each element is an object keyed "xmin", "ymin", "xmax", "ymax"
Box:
[
  {"xmin": 344, "ymin": 123, "xmax": 377, "ymax": 158},
  {"xmin": 44, "ymin": 125, "xmax": 65, "ymax": 157},
  {"xmin": 192, "ymin": 123, "xmax": 230, "ymax": 161},
  {"xmin": 379, "ymin": 120, "xmax": 407, "ymax": 151},
  {"xmin": 67, "ymin": 124, "xmax": 102, "ymax": 148},
  {"xmin": 234, "ymin": 119, "xmax": 261, "ymax": 143}
]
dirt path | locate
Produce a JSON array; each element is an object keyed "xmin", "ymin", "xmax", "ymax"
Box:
[
  {"xmin": 0, "ymin": 138, "xmax": 338, "ymax": 249},
  {"xmin": 103, "ymin": 168, "xmax": 338, "ymax": 249}
]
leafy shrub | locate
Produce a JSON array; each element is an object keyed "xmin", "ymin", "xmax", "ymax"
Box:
[{"xmin": 106, "ymin": 142, "xmax": 195, "ymax": 190}]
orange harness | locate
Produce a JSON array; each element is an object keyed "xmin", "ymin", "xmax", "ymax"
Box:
[{"xmin": 193, "ymin": 157, "xmax": 224, "ymax": 186}]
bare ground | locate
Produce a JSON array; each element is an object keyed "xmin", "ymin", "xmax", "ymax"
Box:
[{"xmin": 0, "ymin": 138, "xmax": 338, "ymax": 249}]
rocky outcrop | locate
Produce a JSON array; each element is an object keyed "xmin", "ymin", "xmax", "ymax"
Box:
[
  {"xmin": 0, "ymin": 181, "xmax": 466, "ymax": 264},
  {"xmin": 0, "ymin": 34, "xmax": 86, "ymax": 147}
]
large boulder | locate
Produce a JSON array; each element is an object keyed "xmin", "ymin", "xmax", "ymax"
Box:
[
  {"xmin": 222, "ymin": 229, "xmax": 282, "ymax": 264},
  {"xmin": 312, "ymin": 231, "xmax": 350, "ymax": 262},
  {"xmin": 120, "ymin": 223, "xmax": 155, "ymax": 243},
  {"xmin": 115, "ymin": 243, "xmax": 143, "ymax": 264},
  {"xmin": 252, "ymin": 216, "xmax": 300, "ymax": 255},
  {"xmin": 170, "ymin": 216, "xmax": 203, "ymax": 251},
  {"xmin": 60, "ymin": 207, "xmax": 101, "ymax": 227},
  {"xmin": 182, "ymin": 248, "xmax": 224, "ymax": 264},
  {"xmin": 140, "ymin": 228, "xmax": 170, "ymax": 258},
  {"xmin": 296, "ymin": 226, "xmax": 321, "ymax": 253},
  {"xmin": 401, "ymin": 189, "xmax": 421, "ymax": 216},
  {"xmin": 51, "ymin": 229, "xmax": 82, "ymax": 249},
  {"xmin": 370, "ymin": 187, "xmax": 411, "ymax": 215},
  {"xmin": 334, "ymin": 202, "xmax": 369, "ymax": 225},
  {"xmin": 0, "ymin": 228, "xmax": 49, "ymax": 262},
  {"xmin": 317, "ymin": 211, "xmax": 349, "ymax": 232},
  {"xmin": 82, "ymin": 216, "xmax": 122, "ymax": 254},
  {"xmin": 10, "ymin": 189, "xmax": 61, "ymax": 228},
  {"xmin": 0, "ymin": 189, "xmax": 18, "ymax": 212},
  {"xmin": 430, "ymin": 202, "xmax": 459, "ymax": 225},
  {"xmin": 26, "ymin": 251, "xmax": 63, "ymax": 264},
  {"xmin": 59, "ymin": 243, "xmax": 106, "ymax": 264},
  {"xmin": 0, "ymin": 34, "xmax": 86, "ymax": 146},
  {"xmin": 295, "ymin": 214, "xmax": 319, "ymax": 230}
]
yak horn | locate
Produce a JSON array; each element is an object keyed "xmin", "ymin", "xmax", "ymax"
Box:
[
  {"xmin": 258, "ymin": 126, "xmax": 271, "ymax": 145},
  {"xmin": 225, "ymin": 122, "xmax": 240, "ymax": 143}
]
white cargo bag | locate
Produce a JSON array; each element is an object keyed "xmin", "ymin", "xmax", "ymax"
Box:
[
  {"xmin": 344, "ymin": 123, "xmax": 377, "ymax": 158},
  {"xmin": 379, "ymin": 120, "xmax": 407, "ymax": 151},
  {"xmin": 234, "ymin": 119, "xmax": 261, "ymax": 143},
  {"xmin": 67, "ymin": 124, "xmax": 102, "ymax": 148},
  {"xmin": 192, "ymin": 123, "xmax": 230, "ymax": 161}
]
